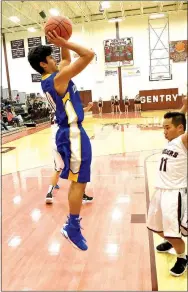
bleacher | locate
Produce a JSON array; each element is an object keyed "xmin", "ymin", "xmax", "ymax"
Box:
[{"xmin": 1, "ymin": 90, "xmax": 50, "ymax": 135}]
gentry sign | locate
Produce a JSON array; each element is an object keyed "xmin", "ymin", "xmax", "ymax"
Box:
[
  {"xmin": 141, "ymin": 94, "xmax": 178, "ymax": 103},
  {"xmin": 139, "ymin": 88, "xmax": 181, "ymax": 110}
]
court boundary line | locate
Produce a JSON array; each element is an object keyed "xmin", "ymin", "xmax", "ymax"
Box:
[
  {"xmin": 2, "ymin": 149, "xmax": 162, "ymax": 177},
  {"xmin": 144, "ymin": 151, "xmax": 161, "ymax": 291}
]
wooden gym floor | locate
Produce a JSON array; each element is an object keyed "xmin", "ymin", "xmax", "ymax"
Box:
[{"xmin": 2, "ymin": 110, "xmax": 187, "ymax": 291}]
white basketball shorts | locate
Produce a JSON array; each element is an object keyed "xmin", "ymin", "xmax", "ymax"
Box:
[{"xmin": 147, "ymin": 188, "xmax": 187, "ymax": 238}]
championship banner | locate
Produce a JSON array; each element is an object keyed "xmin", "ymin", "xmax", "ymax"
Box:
[
  {"xmin": 170, "ymin": 40, "xmax": 187, "ymax": 62},
  {"xmin": 104, "ymin": 38, "xmax": 134, "ymax": 66}
]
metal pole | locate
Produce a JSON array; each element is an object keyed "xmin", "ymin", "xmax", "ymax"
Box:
[{"xmin": 2, "ymin": 33, "xmax": 12, "ymax": 100}]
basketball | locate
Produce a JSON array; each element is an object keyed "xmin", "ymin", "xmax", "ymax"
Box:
[{"xmin": 44, "ymin": 16, "xmax": 72, "ymax": 40}]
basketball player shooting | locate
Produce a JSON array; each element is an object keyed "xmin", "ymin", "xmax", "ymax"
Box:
[
  {"xmin": 28, "ymin": 27, "xmax": 94, "ymax": 251},
  {"xmin": 147, "ymin": 95, "xmax": 187, "ymax": 276},
  {"xmin": 45, "ymin": 104, "xmax": 94, "ymax": 205}
]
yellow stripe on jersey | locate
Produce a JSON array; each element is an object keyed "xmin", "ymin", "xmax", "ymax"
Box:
[
  {"xmin": 62, "ymin": 93, "xmax": 82, "ymax": 177},
  {"xmin": 68, "ymin": 171, "xmax": 79, "ymax": 182},
  {"xmin": 41, "ymin": 74, "xmax": 52, "ymax": 80},
  {"xmin": 62, "ymin": 92, "xmax": 70, "ymax": 104}
]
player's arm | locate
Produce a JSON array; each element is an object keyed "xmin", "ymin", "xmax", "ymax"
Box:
[
  {"xmin": 180, "ymin": 95, "xmax": 187, "ymax": 148},
  {"xmin": 181, "ymin": 132, "xmax": 187, "ymax": 149},
  {"xmin": 47, "ymin": 31, "xmax": 94, "ymax": 95},
  {"xmin": 58, "ymin": 47, "xmax": 71, "ymax": 70},
  {"xmin": 179, "ymin": 94, "xmax": 187, "ymax": 114},
  {"xmin": 83, "ymin": 102, "xmax": 93, "ymax": 112}
]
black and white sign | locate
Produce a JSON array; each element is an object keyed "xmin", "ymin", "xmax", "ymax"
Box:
[
  {"xmin": 45, "ymin": 36, "xmax": 61, "ymax": 63},
  {"xmin": 11, "ymin": 39, "xmax": 24, "ymax": 49},
  {"xmin": 28, "ymin": 37, "xmax": 42, "ymax": 48},
  {"xmin": 31, "ymin": 74, "xmax": 41, "ymax": 82},
  {"xmin": 11, "ymin": 39, "xmax": 25, "ymax": 59},
  {"xmin": 52, "ymin": 46, "xmax": 61, "ymax": 63}
]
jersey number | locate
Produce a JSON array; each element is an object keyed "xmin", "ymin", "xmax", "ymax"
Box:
[{"xmin": 159, "ymin": 158, "xmax": 168, "ymax": 172}]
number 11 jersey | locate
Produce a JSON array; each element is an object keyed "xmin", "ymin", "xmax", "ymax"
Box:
[{"xmin": 156, "ymin": 135, "xmax": 187, "ymax": 189}]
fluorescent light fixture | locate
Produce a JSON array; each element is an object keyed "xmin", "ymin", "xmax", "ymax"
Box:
[
  {"xmin": 149, "ymin": 13, "xmax": 166, "ymax": 19},
  {"xmin": 27, "ymin": 27, "xmax": 36, "ymax": 32},
  {"xmin": 108, "ymin": 18, "xmax": 122, "ymax": 23},
  {"xmin": 9, "ymin": 16, "xmax": 20, "ymax": 23},
  {"xmin": 101, "ymin": 1, "xmax": 110, "ymax": 9},
  {"xmin": 49, "ymin": 8, "xmax": 60, "ymax": 16}
]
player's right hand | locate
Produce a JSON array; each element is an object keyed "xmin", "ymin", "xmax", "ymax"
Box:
[
  {"xmin": 47, "ymin": 30, "xmax": 67, "ymax": 47},
  {"xmin": 182, "ymin": 95, "xmax": 187, "ymax": 108}
]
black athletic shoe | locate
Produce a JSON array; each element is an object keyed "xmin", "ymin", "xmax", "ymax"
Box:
[
  {"xmin": 45, "ymin": 192, "xmax": 53, "ymax": 204},
  {"xmin": 82, "ymin": 194, "xmax": 93, "ymax": 204},
  {"xmin": 170, "ymin": 256, "xmax": 188, "ymax": 277},
  {"xmin": 156, "ymin": 241, "xmax": 173, "ymax": 253}
]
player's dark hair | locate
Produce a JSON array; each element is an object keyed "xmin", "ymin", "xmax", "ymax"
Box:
[
  {"xmin": 164, "ymin": 112, "xmax": 186, "ymax": 131},
  {"xmin": 28, "ymin": 45, "xmax": 52, "ymax": 74}
]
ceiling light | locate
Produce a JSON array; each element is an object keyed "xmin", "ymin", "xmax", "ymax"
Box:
[
  {"xmin": 108, "ymin": 18, "xmax": 122, "ymax": 23},
  {"xmin": 101, "ymin": 1, "xmax": 110, "ymax": 9},
  {"xmin": 49, "ymin": 8, "xmax": 60, "ymax": 16},
  {"xmin": 9, "ymin": 16, "xmax": 20, "ymax": 23},
  {"xmin": 149, "ymin": 13, "xmax": 166, "ymax": 19},
  {"xmin": 27, "ymin": 27, "xmax": 36, "ymax": 32}
]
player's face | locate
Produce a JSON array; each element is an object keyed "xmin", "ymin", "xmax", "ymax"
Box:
[
  {"xmin": 46, "ymin": 56, "xmax": 58, "ymax": 72},
  {"xmin": 163, "ymin": 118, "xmax": 183, "ymax": 141},
  {"xmin": 40, "ymin": 55, "xmax": 58, "ymax": 73}
]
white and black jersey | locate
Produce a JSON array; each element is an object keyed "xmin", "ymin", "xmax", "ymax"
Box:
[{"xmin": 156, "ymin": 135, "xmax": 187, "ymax": 189}]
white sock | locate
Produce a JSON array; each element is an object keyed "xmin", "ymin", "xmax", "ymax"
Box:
[
  {"xmin": 48, "ymin": 185, "xmax": 54, "ymax": 193},
  {"xmin": 177, "ymin": 252, "xmax": 186, "ymax": 259}
]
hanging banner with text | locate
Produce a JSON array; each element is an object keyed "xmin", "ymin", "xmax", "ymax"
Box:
[
  {"xmin": 122, "ymin": 67, "xmax": 141, "ymax": 78},
  {"xmin": 28, "ymin": 37, "xmax": 42, "ymax": 53},
  {"xmin": 31, "ymin": 74, "xmax": 41, "ymax": 82},
  {"xmin": 11, "ymin": 39, "xmax": 25, "ymax": 59},
  {"xmin": 45, "ymin": 36, "xmax": 61, "ymax": 63}
]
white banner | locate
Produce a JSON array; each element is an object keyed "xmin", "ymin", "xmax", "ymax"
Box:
[{"xmin": 122, "ymin": 67, "xmax": 141, "ymax": 77}]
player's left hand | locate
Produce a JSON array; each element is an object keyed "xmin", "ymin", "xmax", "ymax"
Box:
[
  {"xmin": 182, "ymin": 94, "xmax": 187, "ymax": 108},
  {"xmin": 88, "ymin": 102, "xmax": 93, "ymax": 108},
  {"xmin": 47, "ymin": 30, "xmax": 67, "ymax": 47}
]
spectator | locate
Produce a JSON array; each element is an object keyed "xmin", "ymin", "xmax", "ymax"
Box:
[
  {"xmin": 114, "ymin": 95, "xmax": 121, "ymax": 114},
  {"xmin": 1, "ymin": 120, "xmax": 9, "ymax": 131},
  {"xmin": 15, "ymin": 94, "xmax": 20, "ymax": 103},
  {"xmin": 124, "ymin": 96, "xmax": 130, "ymax": 114},
  {"xmin": 111, "ymin": 96, "xmax": 115, "ymax": 114},
  {"xmin": 98, "ymin": 97, "xmax": 103, "ymax": 115},
  {"xmin": 6, "ymin": 109, "xmax": 20, "ymax": 127}
]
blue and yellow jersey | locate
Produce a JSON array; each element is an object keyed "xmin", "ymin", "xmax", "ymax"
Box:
[{"xmin": 41, "ymin": 72, "xmax": 84, "ymax": 127}]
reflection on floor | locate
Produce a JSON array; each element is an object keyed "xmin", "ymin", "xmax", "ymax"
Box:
[{"xmin": 2, "ymin": 111, "xmax": 187, "ymax": 291}]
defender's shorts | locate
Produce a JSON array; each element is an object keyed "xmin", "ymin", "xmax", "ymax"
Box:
[{"xmin": 147, "ymin": 188, "xmax": 187, "ymax": 238}]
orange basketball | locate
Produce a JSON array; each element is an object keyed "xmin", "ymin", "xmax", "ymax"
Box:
[{"xmin": 44, "ymin": 16, "xmax": 72, "ymax": 40}]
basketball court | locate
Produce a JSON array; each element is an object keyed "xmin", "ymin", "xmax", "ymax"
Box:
[
  {"xmin": 1, "ymin": 1, "xmax": 187, "ymax": 291},
  {"xmin": 2, "ymin": 112, "xmax": 187, "ymax": 291}
]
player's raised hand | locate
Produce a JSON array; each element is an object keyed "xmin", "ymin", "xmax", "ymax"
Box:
[
  {"xmin": 88, "ymin": 102, "xmax": 93, "ymax": 108},
  {"xmin": 47, "ymin": 30, "xmax": 67, "ymax": 47},
  {"xmin": 182, "ymin": 94, "xmax": 187, "ymax": 108}
]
